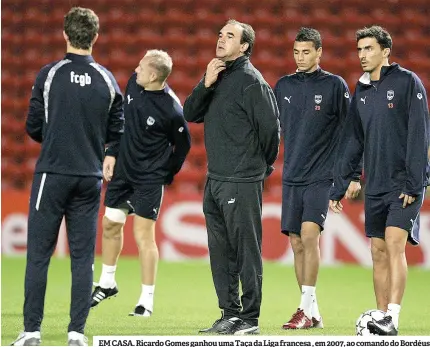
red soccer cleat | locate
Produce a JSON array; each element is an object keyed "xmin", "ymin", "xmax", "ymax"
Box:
[{"xmin": 282, "ymin": 308, "xmax": 312, "ymax": 329}]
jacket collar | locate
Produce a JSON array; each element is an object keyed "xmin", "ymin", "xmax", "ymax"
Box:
[
  {"xmin": 207, "ymin": 56, "xmax": 248, "ymax": 87},
  {"xmin": 65, "ymin": 53, "xmax": 95, "ymax": 63},
  {"xmin": 296, "ymin": 66, "xmax": 321, "ymax": 81},
  {"xmin": 358, "ymin": 63, "xmax": 399, "ymax": 85},
  {"xmin": 224, "ymin": 55, "xmax": 249, "ymax": 72}
]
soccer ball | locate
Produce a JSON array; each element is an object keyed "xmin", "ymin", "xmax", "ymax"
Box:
[{"xmin": 355, "ymin": 309, "xmax": 385, "ymax": 336}]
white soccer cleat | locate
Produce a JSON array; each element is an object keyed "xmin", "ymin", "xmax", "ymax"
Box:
[
  {"xmin": 10, "ymin": 331, "xmax": 41, "ymax": 346},
  {"xmin": 128, "ymin": 305, "xmax": 152, "ymax": 317},
  {"xmin": 68, "ymin": 331, "xmax": 88, "ymax": 346},
  {"xmin": 312, "ymin": 316, "xmax": 324, "ymax": 329}
]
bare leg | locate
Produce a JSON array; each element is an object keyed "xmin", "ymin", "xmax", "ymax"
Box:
[
  {"xmin": 102, "ymin": 216, "xmax": 124, "ymax": 266},
  {"xmin": 385, "ymin": 227, "xmax": 408, "ymax": 305},
  {"xmin": 289, "ymin": 234, "xmax": 304, "ymax": 290},
  {"xmin": 370, "ymin": 237, "xmax": 389, "ymax": 311},
  {"xmin": 133, "ymin": 215, "xmax": 158, "ymax": 285},
  {"xmin": 289, "ymin": 223, "xmax": 321, "ymax": 322},
  {"xmin": 133, "ymin": 215, "xmax": 158, "ymax": 314},
  {"xmin": 301, "ymin": 222, "xmax": 320, "ymax": 287}
]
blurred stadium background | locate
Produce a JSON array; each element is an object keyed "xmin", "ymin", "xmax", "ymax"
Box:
[
  {"xmin": 2, "ymin": 0, "xmax": 430, "ymax": 343},
  {"xmin": 2, "ymin": 0, "xmax": 430, "ymax": 264}
]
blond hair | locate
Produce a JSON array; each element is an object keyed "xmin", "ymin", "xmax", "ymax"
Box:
[{"xmin": 145, "ymin": 50, "xmax": 173, "ymax": 83}]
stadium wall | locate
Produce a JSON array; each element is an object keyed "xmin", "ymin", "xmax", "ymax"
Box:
[{"xmin": 2, "ymin": 189, "xmax": 430, "ymax": 268}]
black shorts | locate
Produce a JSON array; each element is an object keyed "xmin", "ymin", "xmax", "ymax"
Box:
[
  {"xmin": 281, "ymin": 180, "xmax": 332, "ymax": 236},
  {"xmin": 365, "ymin": 189, "xmax": 425, "ymax": 245},
  {"xmin": 104, "ymin": 175, "xmax": 164, "ymax": 221}
]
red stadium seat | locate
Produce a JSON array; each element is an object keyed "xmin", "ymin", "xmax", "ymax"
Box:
[
  {"xmin": 163, "ymin": 28, "xmax": 195, "ymax": 49},
  {"xmin": 2, "ymin": 116, "xmax": 25, "ymax": 136},
  {"xmin": 1, "ymin": 140, "xmax": 26, "ymax": 160},
  {"xmin": 187, "ymin": 145, "xmax": 207, "ymax": 169},
  {"xmin": 194, "ymin": 28, "xmax": 217, "ymax": 49},
  {"xmin": 370, "ymin": 8, "xmax": 400, "ymax": 27},
  {"xmin": 262, "ymin": 71, "xmax": 280, "ymax": 88},
  {"xmin": 187, "ymin": 123, "xmax": 204, "ymax": 144},
  {"xmin": 162, "ymin": 8, "xmax": 194, "ymax": 27},
  {"xmin": 281, "ymin": 8, "xmax": 312, "ymax": 27},
  {"xmin": 134, "ymin": 31, "xmax": 165, "ymax": 50},
  {"xmin": 256, "ymin": 29, "xmax": 286, "ymax": 51},
  {"xmin": 24, "ymin": 8, "xmax": 50, "ymax": 26},
  {"xmin": 340, "ymin": 7, "xmax": 370, "ymax": 28},
  {"xmin": 264, "ymin": 168, "xmax": 283, "ymax": 196},
  {"xmin": 401, "ymin": 9, "xmax": 427, "ymax": 27},
  {"xmin": 250, "ymin": 9, "xmax": 281, "ymax": 31},
  {"xmin": 173, "ymin": 165, "xmax": 206, "ymax": 192},
  {"xmin": 169, "ymin": 48, "xmax": 194, "ymax": 70},
  {"xmin": 194, "ymin": 8, "xmax": 225, "ymax": 31},
  {"xmin": 310, "ymin": 8, "xmax": 343, "ymax": 28},
  {"xmin": 253, "ymin": 50, "xmax": 286, "ymax": 71}
]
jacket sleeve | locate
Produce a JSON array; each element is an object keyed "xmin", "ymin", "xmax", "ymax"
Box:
[
  {"xmin": 26, "ymin": 67, "xmax": 49, "ymax": 143},
  {"xmin": 403, "ymin": 73, "xmax": 430, "ymax": 196},
  {"xmin": 334, "ymin": 77, "xmax": 351, "ymax": 127},
  {"xmin": 334, "ymin": 77, "xmax": 363, "ymax": 181},
  {"xmin": 331, "ymin": 92, "xmax": 364, "ymax": 200},
  {"xmin": 243, "ymin": 82, "xmax": 280, "ymax": 167},
  {"xmin": 273, "ymin": 80, "xmax": 284, "ymax": 130},
  {"xmin": 105, "ymin": 77, "xmax": 125, "ymax": 158},
  {"xmin": 168, "ymin": 107, "xmax": 192, "ymax": 175},
  {"xmin": 183, "ymin": 77, "xmax": 215, "ymax": 123}
]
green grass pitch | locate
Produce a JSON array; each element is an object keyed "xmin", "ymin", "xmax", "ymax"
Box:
[{"xmin": 2, "ymin": 257, "xmax": 429, "ymax": 345}]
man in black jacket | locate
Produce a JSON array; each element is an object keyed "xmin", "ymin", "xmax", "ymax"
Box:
[
  {"xmin": 184, "ymin": 19, "xmax": 280, "ymax": 335},
  {"xmin": 12, "ymin": 7, "xmax": 124, "ymax": 347},
  {"xmin": 330, "ymin": 26, "xmax": 429, "ymax": 336},
  {"xmin": 274, "ymin": 27, "xmax": 361, "ymax": 330},
  {"xmin": 91, "ymin": 50, "xmax": 191, "ymax": 317}
]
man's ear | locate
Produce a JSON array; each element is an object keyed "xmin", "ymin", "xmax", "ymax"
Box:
[
  {"xmin": 91, "ymin": 33, "xmax": 99, "ymax": 46},
  {"xmin": 150, "ymin": 71, "xmax": 158, "ymax": 83},
  {"xmin": 240, "ymin": 42, "xmax": 249, "ymax": 54},
  {"xmin": 383, "ymin": 47, "xmax": 391, "ymax": 58}
]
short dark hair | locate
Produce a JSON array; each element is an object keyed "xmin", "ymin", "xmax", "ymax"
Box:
[
  {"xmin": 64, "ymin": 7, "xmax": 99, "ymax": 50},
  {"xmin": 226, "ymin": 19, "xmax": 255, "ymax": 57},
  {"xmin": 295, "ymin": 27, "xmax": 322, "ymax": 50},
  {"xmin": 356, "ymin": 25, "xmax": 392, "ymax": 51}
]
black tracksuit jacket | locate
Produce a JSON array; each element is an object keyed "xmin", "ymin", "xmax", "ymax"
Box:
[
  {"xmin": 114, "ymin": 73, "xmax": 191, "ymax": 185},
  {"xmin": 184, "ymin": 55, "xmax": 280, "ymax": 182},
  {"xmin": 26, "ymin": 53, "xmax": 124, "ymax": 178},
  {"xmin": 331, "ymin": 63, "xmax": 430, "ymax": 199},
  {"xmin": 274, "ymin": 68, "xmax": 354, "ymax": 185}
]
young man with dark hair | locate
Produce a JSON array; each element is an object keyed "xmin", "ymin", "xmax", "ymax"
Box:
[
  {"xmin": 11, "ymin": 7, "xmax": 124, "ymax": 346},
  {"xmin": 184, "ymin": 19, "xmax": 280, "ymax": 335},
  {"xmin": 274, "ymin": 27, "xmax": 361, "ymax": 330},
  {"xmin": 330, "ymin": 25, "xmax": 429, "ymax": 336},
  {"xmin": 91, "ymin": 50, "xmax": 191, "ymax": 317}
]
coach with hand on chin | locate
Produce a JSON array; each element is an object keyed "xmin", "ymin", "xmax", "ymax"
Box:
[{"xmin": 184, "ymin": 19, "xmax": 280, "ymax": 336}]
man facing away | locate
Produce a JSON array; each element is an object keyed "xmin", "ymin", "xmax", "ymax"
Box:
[
  {"xmin": 274, "ymin": 27, "xmax": 361, "ymax": 330},
  {"xmin": 91, "ymin": 50, "xmax": 191, "ymax": 317},
  {"xmin": 184, "ymin": 19, "xmax": 280, "ymax": 335},
  {"xmin": 12, "ymin": 7, "xmax": 124, "ymax": 346},
  {"xmin": 330, "ymin": 25, "xmax": 429, "ymax": 336}
]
